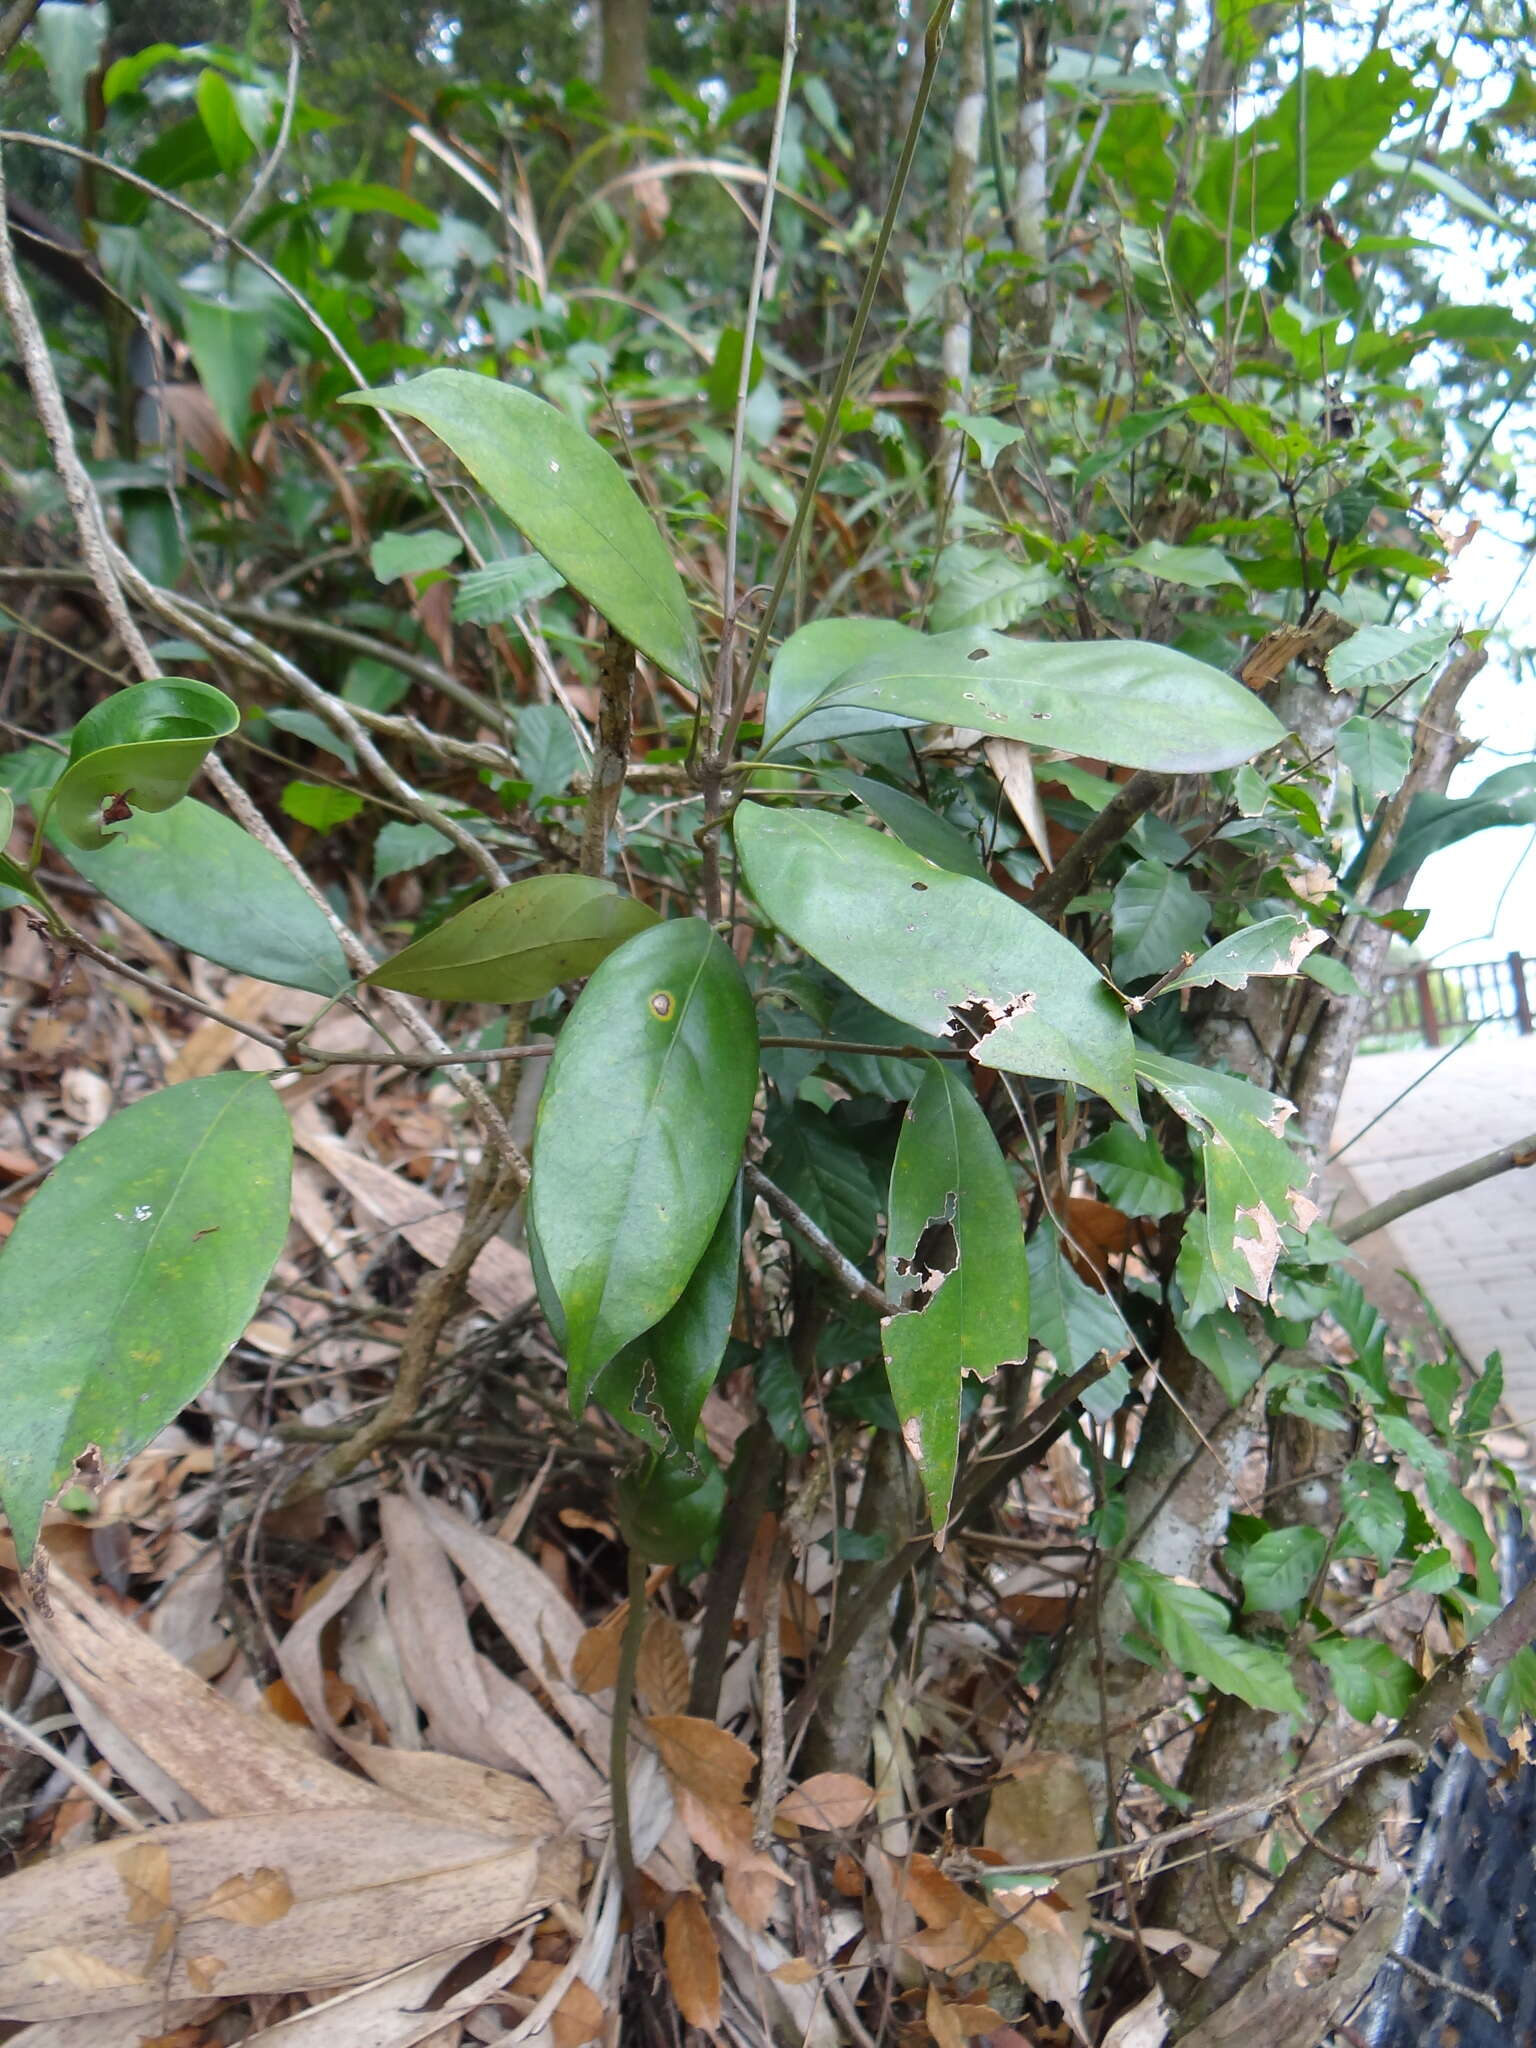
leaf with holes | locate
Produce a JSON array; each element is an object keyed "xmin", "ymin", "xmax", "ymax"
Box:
[
  {"xmin": 343, "ymin": 370, "xmax": 704, "ymax": 690},
  {"xmin": 368, "ymin": 874, "xmax": 657, "ymax": 1002},
  {"xmin": 760, "ymin": 616, "xmax": 929, "ymax": 751},
  {"xmin": 530, "ymin": 920, "xmax": 757, "ymax": 1407},
  {"xmin": 883, "ymin": 1061, "xmax": 1030, "ymax": 1529},
  {"xmin": 55, "ymin": 799, "xmax": 353, "ymax": 996},
  {"xmin": 735, "ymin": 803, "xmax": 1138, "ymax": 1123},
  {"xmin": 0, "ymin": 1074, "xmax": 292, "ymax": 1565},
  {"xmin": 1157, "ymin": 915, "xmax": 1324, "ymax": 998},
  {"xmin": 43, "ymin": 680, "xmax": 238, "ymax": 852},
  {"xmin": 769, "ymin": 629, "xmax": 1284, "ymax": 771}
]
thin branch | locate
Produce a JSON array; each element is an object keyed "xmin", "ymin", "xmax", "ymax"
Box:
[
  {"xmin": 0, "ymin": 0, "xmax": 42, "ymax": 66},
  {"xmin": 1338, "ymin": 1129, "xmax": 1536, "ymax": 1244},
  {"xmin": 1024, "ymin": 768, "xmax": 1165, "ymax": 921},
  {"xmin": 56, "ymin": 931, "xmax": 290, "ymax": 1053},
  {"xmin": 0, "ymin": 1700, "xmax": 145, "ymax": 1833},
  {"xmin": 745, "ymin": 1161, "xmax": 894, "ymax": 1318},
  {"xmin": 579, "ymin": 629, "xmax": 636, "ymax": 878}
]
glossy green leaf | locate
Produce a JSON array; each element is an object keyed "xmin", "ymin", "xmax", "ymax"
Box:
[
  {"xmin": 516, "ymin": 702, "xmax": 583, "ymax": 806},
  {"xmin": 1121, "ymin": 1561, "xmax": 1305, "ymax": 1715},
  {"xmin": 280, "ymin": 781, "xmax": 364, "ymax": 833},
  {"xmin": 1075, "ymin": 1125, "xmax": 1184, "ymax": 1219},
  {"xmin": 772, "ymin": 629, "xmax": 1285, "ymax": 772},
  {"xmin": 617, "ymin": 1443, "xmax": 725, "ymax": 1565},
  {"xmin": 530, "ymin": 919, "xmax": 758, "ymax": 1406},
  {"xmin": 342, "ymin": 370, "xmax": 705, "ymax": 691},
  {"xmin": 1180, "ymin": 1304, "xmax": 1264, "ymax": 1402},
  {"xmin": 453, "ymin": 552, "xmax": 566, "ymax": 624},
  {"xmin": 760, "ymin": 617, "xmax": 930, "ymax": 752},
  {"xmin": 735, "ymin": 802, "xmax": 1139, "ymax": 1123},
  {"xmin": 764, "ymin": 1100, "xmax": 880, "ymax": 1262},
  {"xmin": 1159, "ymin": 915, "xmax": 1324, "ymax": 997},
  {"xmin": 1324, "ymin": 619, "xmax": 1457, "ymax": 694},
  {"xmin": 1140, "ymin": 1050, "xmax": 1313, "ymax": 1313},
  {"xmin": 195, "ymin": 67, "xmax": 252, "ymax": 173},
  {"xmin": 1027, "ymin": 1217, "xmax": 1128, "ymax": 1390},
  {"xmin": 1117, "ymin": 540, "xmax": 1241, "ymax": 588},
  {"xmin": 648, "ymin": 1175, "xmax": 745, "ymax": 1445},
  {"xmin": 1111, "ymin": 860, "xmax": 1207, "ymax": 983},
  {"xmin": 54, "ymin": 799, "xmax": 353, "ymax": 996},
  {"xmin": 370, "ymin": 529, "xmax": 464, "ymax": 583},
  {"xmin": 1237, "ymin": 1524, "xmax": 1325, "ymax": 1614},
  {"xmin": 1316, "ymin": 1637, "xmax": 1416, "ymax": 1723},
  {"xmin": 1376, "ymin": 761, "xmax": 1536, "ymax": 887},
  {"xmin": 0, "ymin": 1073, "xmax": 292, "ymax": 1565},
  {"xmin": 368, "ymin": 874, "xmax": 658, "ymax": 1002},
  {"xmin": 825, "ymin": 771, "xmax": 990, "ymax": 880},
  {"xmin": 884, "ymin": 1061, "xmax": 1030, "ymax": 1528},
  {"xmin": 46, "ymin": 680, "xmax": 238, "ymax": 852},
  {"xmin": 309, "ymin": 180, "xmax": 439, "ymax": 227},
  {"xmin": 0, "ymin": 789, "xmax": 45, "ymax": 906},
  {"xmin": 178, "ymin": 291, "xmax": 269, "ymax": 446},
  {"xmin": 1337, "ymin": 715, "xmax": 1412, "ymax": 802},
  {"xmin": 929, "ymin": 556, "xmax": 1061, "ymax": 636}
]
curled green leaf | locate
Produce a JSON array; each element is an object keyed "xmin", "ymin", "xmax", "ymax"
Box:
[{"xmin": 46, "ymin": 679, "xmax": 239, "ymax": 852}]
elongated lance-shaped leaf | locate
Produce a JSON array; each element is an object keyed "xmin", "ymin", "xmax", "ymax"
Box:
[
  {"xmin": 56, "ymin": 799, "xmax": 352, "ymax": 996},
  {"xmin": 734, "ymin": 802, "xmax": 1139, "ymax": 1124},
  {"xmin": 0, "ymin": 1074, "xmax": 292, "ymax": 1565},
  {"xmin": 367, "ymin": 874, "xmax": 658, "ymax": 1002},
  {"xmin": 883, "ymin": 1061, "xmax": 1030, "ymax": 1531},
  {"xmin": 530, "ymin": 919, "xmax": 758, "ymax": 1409},
  {"xmin": 342, "ymin": 370, "xmax": 705, "ymax": 691},
  {"xmin": 1155, "ymin": 915, "xmax": 1325, "ymax": 999},
  {"xmin": 767, "ymin": 628, "xmax": 1285, "ymax": 771},
  {"xmin": 45, "ymin": 679, "xmax": 239, "ymax": 851}
]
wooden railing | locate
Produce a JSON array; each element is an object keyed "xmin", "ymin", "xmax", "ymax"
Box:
[{"xmin": 1364, "ymin": 951, "xmax": 1534, "ymax": 1050}]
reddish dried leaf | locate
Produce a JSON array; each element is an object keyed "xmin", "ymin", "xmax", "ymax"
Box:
[
  {"xmin": 776, "ymin": 1773, "xmax": 876, "ymax": 1833},
  {"xmin": 663, "ymin": 1891, "xmax": 721, "ymax": 2034},
  {"xmin": 647, "ymin": 1715, "xmax": 754, "ymax": 1807},
  {"xmin": 571, "ymin": 1606, "xmax": 627, "ymax": 1695},
  {"xmin": 636, "ymin": 1613, "xmax": 691, "ymax": 1716}
]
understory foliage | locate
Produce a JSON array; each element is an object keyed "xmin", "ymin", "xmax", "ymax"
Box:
[{"xmin": 1, "ymin": 2, "xmax": 1534, "ymax": 2044}]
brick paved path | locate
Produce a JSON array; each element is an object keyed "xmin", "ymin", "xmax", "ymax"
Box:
[{"xmin": 1328, "ymin": 1035, "xmax": 1536, "ymax": 1418}]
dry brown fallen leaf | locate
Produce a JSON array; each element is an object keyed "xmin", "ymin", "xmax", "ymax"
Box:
[
  {"xmin": 20, "ymin": 1563, "xmax": 386, "ymax": 1822},
  {"xmin": 240, "ymin": 1933, "xmax": 535, "ymax": 2048},
  {"xmin": 663, "ymin": 1891, "xmax": 722, "ymax": 2035},
  {"xmin": 635, "ymin": 1612, "xmax": 691, "ymax": 1716},
  {"xmin": 984, "ymin": 1752, "xmax": 1100, "ymax": 2043},
  {"xmin": 0, "ymin": 1808, "xmax": 542, "ymax": 2023},
  {"xmin": 775, "ymin": 1772, "xmax": 876, "ymax": 1833}
]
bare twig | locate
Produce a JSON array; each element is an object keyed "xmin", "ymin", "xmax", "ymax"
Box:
[
  {"xmin": 1337, "ymin": 1128, "xmax": 1536, "ymax": 1244},
  {"xmin": 579, "ymin": 629, "xmax": 637, "ymax": 878},
  {"xmin": 745, "ymin": 1161, "xmax": 893, "ymax": 1318},
  {"xmin": 0, "ymin": 1699, "xmax": 145, "ymax": 1834}
]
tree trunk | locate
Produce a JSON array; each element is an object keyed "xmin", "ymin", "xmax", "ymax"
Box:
[
  {"xmin": 937, "ymin": 0, "xmax": 987, "ymax": 504},
  {"xmin": 599, "ymin": 0, "xmax": 651, "ymax": 127}
]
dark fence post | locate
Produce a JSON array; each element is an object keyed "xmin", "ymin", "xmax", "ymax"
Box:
[
  {"xmin": 1414, "ymin": 967, "xmax": 1441, "ymax": 1047},
  {"xmin": 1511, "ymin": 952, "xmax": 1533, "ymax": 1036}
]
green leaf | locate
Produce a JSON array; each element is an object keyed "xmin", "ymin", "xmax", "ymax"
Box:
[
  {"xmin": 648, "ymin": 1175, "xmax": 745, "ymax": 1445},
  {"xmin": 944, "ymin": 414, "xmax": 1028, "ymax": 472},
  {"xmin": 883, "ymin": 1061, "xmax": 1031, "ymax": 1527},
  {"xmin": 760, "ymin": 617, "xmax": 929, "ymax": 753},
  {"xmin": 102, "ymin": 41, "xmax": 182, "ymax": 104},
  {"xmin": 735, "ymin": 802, "xmax": 1139, "ymax": 1123},
  {"xmin": 1337, "ymin": 1462, "xmax": 1407, "ymax": 1571},
  {"xmin": 343, "ymin": 370, "xmax": 705, "ymax": 691},
  {"xmin": 453, "ymin": 553, "xmax": 566, "ymax": 624},
  {"xmin": 369, "ymin": 529, "xmax": 464, "ymax": 583},
  {"xmin": 763, "ymin": 1100, "xmax": 880, "ymax": 1262},
  {"xmin": 1158, "ymin": 916, "xmax": 1325, "ymax": 997},
  {"xmin": 756, "ymin": 1341, "xmax": 810, "ymax": 1456},
  {"xmin": 265, "ymin": 708, "xmax": 356, "ymax": 771},
  {"xmin": 1121, "ymin": 1561, "xmax": 1305, "ymax": 1714},
  {"xmin": 367, "ymin": 874, "xmax": 658, "ymax": 1002},
  {"xmin": 280, "ymin": 781, "xmax": 364, "ymax": 833},
  {"xmin": 1139, "ymin": 1051, "xmax": 1313, "ymax": 1312},
  {"xmin": 1076, "ymin": 1126, "xmax": 1184, "ymax": 1219},
  {"xmin": 33, "ymin": 1, "xmax": 107, "ymax": 135},
  {"xmin": 1316, "ymin": 1638, "xmax": 1416, "ymax": 1723},
  {"xmin": 1337, "ymin": 716, "xmax": 1412, "ymax": 802},
  {"xmin": 54, "ymin": 799, "xmax": 353, "ymax": 996},
  {"xmin": 1372, "ymin": 148, "xmax": 1509, "ymax": 234},
  {"xmin": 1117, "ymin": 540, "xmax": 1241, "ymax": 589},
  {"xmin": 1325, "ymin": 620, "xmax": 1457, "ymax": 694},
  {"xmin": 826, "ymin": 771, "xmax": 989, "ymax": 879},
  {"xmin": 309, "ymin": 180, "xmax": 439, "ymax": 227},
  {"xmin": 1322, "ymin": 484, "xmax": 1378, "ymax": 545},
  {"xmin": 1111, "ymin": 859, "xmax": 1207, "ymax": 982},
  {"xmin": 1237, "ymin": 1524, "xmax": 1325, "ymax": 1614},
  {"xmin": 372, "ymin": 820, "xmax": 453, "ymax": 884},
  {"xmin": 617, "ymin": 1443, "xmax": 725, "ymax": 1565},
  {"xmin": 530, "ymin": 919, "xmax": 758, "ymax": 1406},
  {"xmin": 772, "ymin": 628, "xmax": 1284, "ymax": 772},
  {"xmin": 515, "ymin": 702, "xmax": 583, "ymax": 807},
  {"xmin": 1458, "ymin": 1351, "xmax": 1503, "ymax": 1444},
  {"xmin": 195, "ymin": 67, "xmax": 252, "ymax": 172},
  {"xmin": 0, "ymin": 789, "xmax": 45, "ymax": 906},
  {"xmin": 46, "ymin": 679, "xmax": 238, "ymax": 852},
  {"xmin": 1027, "ymin": 1217, "xmax": 1127, "ymax": 1376},
  {"xmin": 706, "ymin": 326, "xmax": 764, "ymax": 415},
  {"xmin": 1181, "ymin": 1305, "xmax": 1264, "ymax": 1403},
  {"xmin": 1376, "ymin": 760, "xmax": 1536, "ymax": 888},
  {"xmin": 0, "ymin": 1073, "xmax": 291, "ymax": 1565},
  {"xmin": 929, "ymin": 556, "xmax": 1061, "ymax": 636},
  {"xmin": 177, "ymin": 292, "xmax": 269, "ymax": 446},
  {"xmin": 1300, "ymin": 952, "xmax": 1366, "ymax": 998}
]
